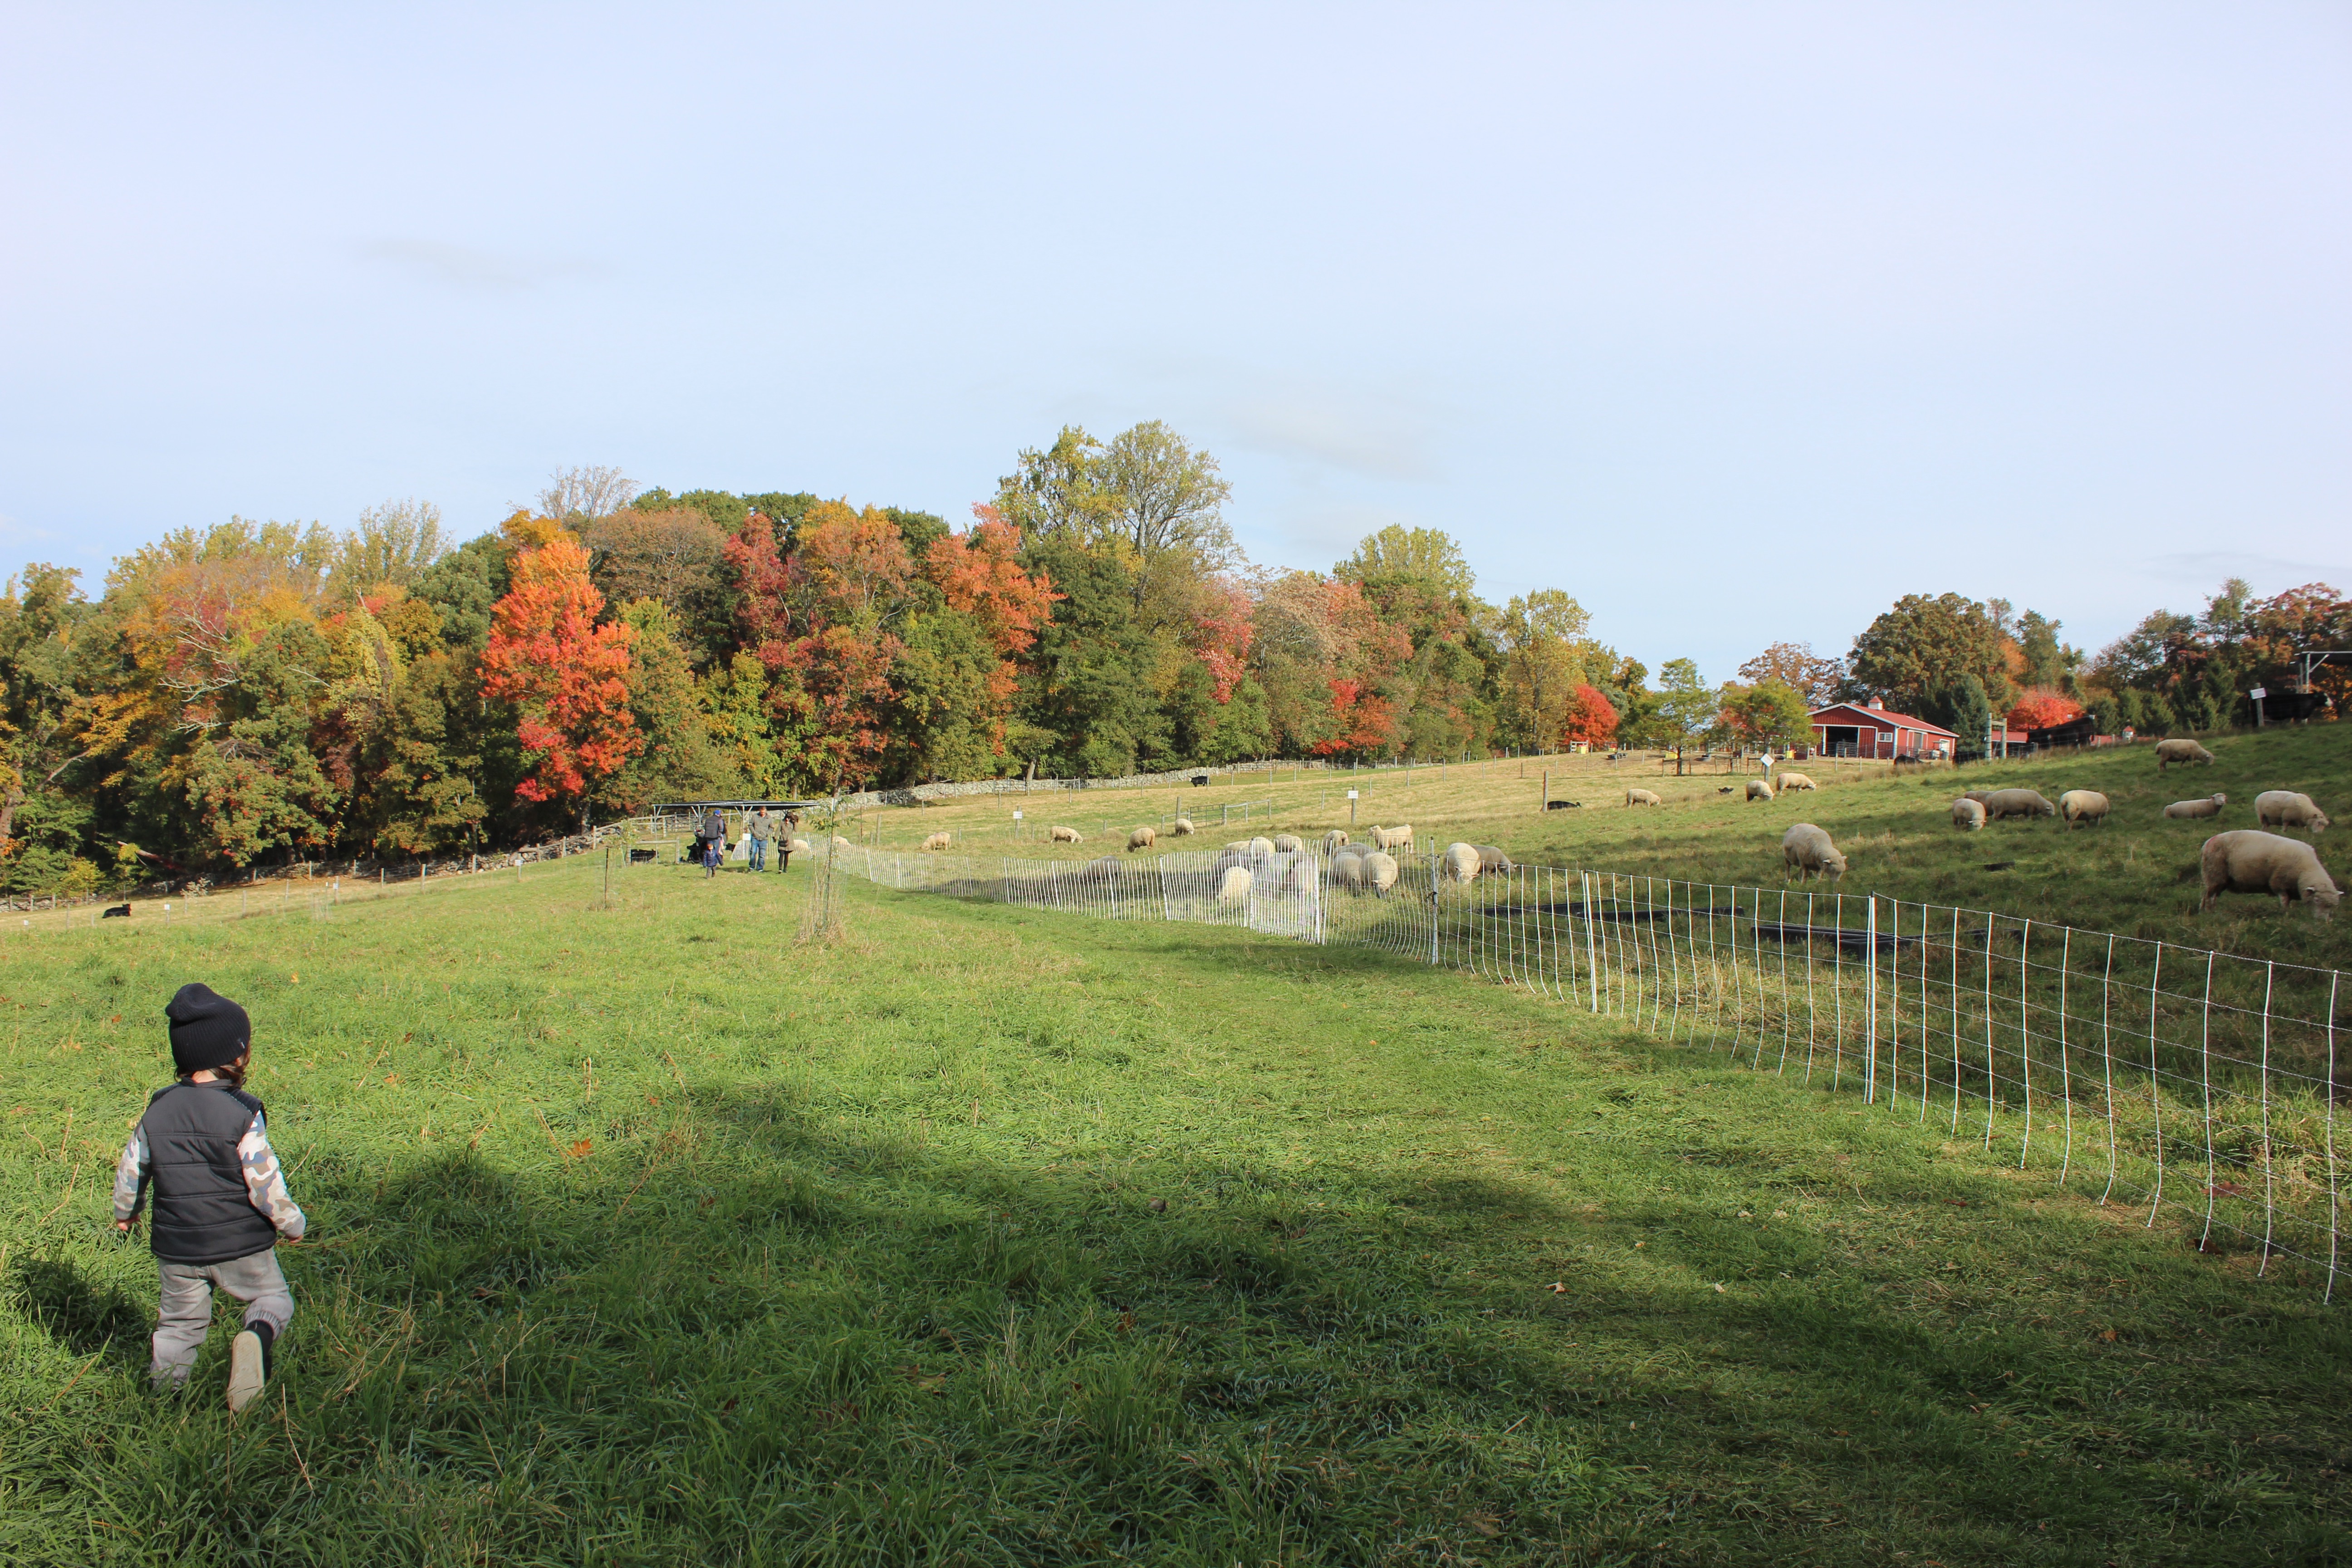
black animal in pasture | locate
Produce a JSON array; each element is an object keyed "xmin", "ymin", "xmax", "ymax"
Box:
[{"xmin": 102, "ymin": 903, "xmax": 131, "ymax": 919}]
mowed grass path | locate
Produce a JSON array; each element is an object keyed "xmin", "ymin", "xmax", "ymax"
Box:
[{"xmin": 1, "ymin": 854, "xmax": 2345, "ymax": 1565}]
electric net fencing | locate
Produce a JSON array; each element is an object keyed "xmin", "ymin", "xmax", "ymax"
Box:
[{"xmin": 818, "ymin": 840, "xmax": 2345, "ymax": 1302}]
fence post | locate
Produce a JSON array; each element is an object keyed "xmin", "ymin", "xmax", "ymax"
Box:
[{"xmin": 1863, "ymin": 897, "xmax": 1878, "ymax": 1103}]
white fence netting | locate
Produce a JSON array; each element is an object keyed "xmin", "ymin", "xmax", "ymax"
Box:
[{"xmin": 819, "ymin": 840, "xmax": 2347, "ymax": 1303}]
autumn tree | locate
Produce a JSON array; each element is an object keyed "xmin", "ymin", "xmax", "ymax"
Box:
[
  {"xmin": 1736, "ymin": 641, "xmax": 1842, "ymax": 707},
  {"xmin": 1845, "ymin": 593, "xmax": 2014, "ymax": 723},
  {"xmin": 1714, "ymin": 680, "xmax": 1812, "ymax": 750},
  {"xmin": 1560, "ymin": 684, "xmax": 1618, "ymax": 747},
  {"xmin": 480, "ymin": 529, "xmax": 640, "ymax": 830}
]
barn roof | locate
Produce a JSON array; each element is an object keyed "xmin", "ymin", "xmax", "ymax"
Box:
[{"xmin": 1807, "ymin": 702, "xmax": 1958, "ymax": 737}]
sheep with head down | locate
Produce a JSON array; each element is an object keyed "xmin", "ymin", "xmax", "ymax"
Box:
[
  {"xmin": 1126, "ymin": 826, "xmax": 1156, "ymax": 852},
  {"xmin": 787, "ymin": 837, "xmax": 811, "ymax": 854},
  {"xmin": 2164, "ymin": 794, "xmax": 2227, "ymax": 820},
  {"xmin": 1475, "ymin": 844, "xmax": 1513, "ymax": 874},
  {"xmin": 1215, "ymin": 865, "xmax": 1253, "ymax": 906},
  {"xmin": 2156, "ymin": 738, "xmax": 2215, "ymax": 769},
  {"xmin": 1744, "ymin": 779, "xmax": 1774, "ymax": 803},
  {"xmin": 1950, "ymin": 797, "xmax": 1986, "ymax": 831},
  {"xmin": 2200, "ymin": 831, "xmax": 2340, "ymax": 919},
  {"xmin": 1328, "ymin": 847, "xmax": 1364, "ymax": 890},
  {"xmin": 1781, "ymin": 823, "xmax": 1847, "ymax": 883},
  {"xmin": 1984, "ymin": 789, "xmax": 2056, "ymax": 821},
  {"xmin": 2058, "ymin": 790, "xmax": 2110, "ymax": 829},
  {"xmin": 920, "ymin": 831, "xmax": 952, "ymax": 852},
  {"xmin": 1438, "ymin": 842, "xmax": 1482, "ymax": 887},
  {"xmin": 1625, "ymin": 788, "xmax": 1662, "ymax": 807},
  {"xmin": 1247, "ymin": 835, "xmax": 1274, "ymax": 858},
  {"xmin": 2255, "ymin": 791, "xmax": 2330, "ymax": 834},
  {"xmin": 1321, "ymin": 829, "xmax": 1350, "ymax": 855},
  {"xmin": 1271, "ymin": 833, "xmax": 1304, "ymax": 854},
  {"xmin": 1050, "ymin": 825, "xmax": 1082, "ymax": 844},
  {"xmin": 1776, "ymin": 772, "xmax": 1818, "ymax": 792},
  {"xmin": 1169, "ymin": 817, "xmax": 1196, "ymax": 836},
  {"xmin": 1361, "ymin": 850, "xmax": 1400, "ymax": 894}
]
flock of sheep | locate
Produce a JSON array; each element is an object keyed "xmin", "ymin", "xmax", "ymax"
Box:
[{"xmin": 901, "ymin": 735, "xmax": 2340, "ymax": 921}]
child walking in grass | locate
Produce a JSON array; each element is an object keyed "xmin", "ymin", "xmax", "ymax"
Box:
[{"xmin": 112, "ymin": 983, "xmax": 306, "ymax": 1413}]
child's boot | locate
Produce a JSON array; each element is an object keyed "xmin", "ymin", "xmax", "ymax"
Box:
[{"xmin": 226, "ymin": 1321, "xmax": 273, "ymax": 1414}]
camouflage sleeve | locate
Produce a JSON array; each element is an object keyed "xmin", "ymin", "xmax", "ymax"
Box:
[
  {"xmin": 237, "ymin": 1112, "xmax": 307, "ymax": 1238},
  {"xmin": 112, "ymin": 1127, "xmax": 149, "ymax": 1222}
]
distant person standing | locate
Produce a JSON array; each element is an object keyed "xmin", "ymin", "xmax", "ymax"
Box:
[
  {"xmin": 779, "ymin": 810, "xmax": 801, "ymax": 874},
  {"xmin": 745, "ymin": 808, "xmax": 771, "ymax": 872},
  {"xmin": 701, "ymin": 807, "xmax": 726, "ymax": 878}
]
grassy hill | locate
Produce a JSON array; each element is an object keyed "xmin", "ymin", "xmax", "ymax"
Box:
[
  {"xmin": 847, "ymin": 725, "xmax": 2351, "ymax": 969},
  {"xmin": 2, "ymin": 851, "xmax": 2345, "ymax": 1564}
]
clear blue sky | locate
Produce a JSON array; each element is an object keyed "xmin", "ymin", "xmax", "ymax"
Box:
[{"xmin": 3, "ymin": 3, "xmax": 2346, "ymax": 682}]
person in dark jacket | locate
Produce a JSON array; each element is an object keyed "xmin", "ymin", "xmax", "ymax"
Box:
[
  {"xmin": 701, "ymin": 808, "xmax": 727, "ymax": 877},
  {"xmin": 113, "ymin": 984, "xmax": 306, "ymax": 1411}
]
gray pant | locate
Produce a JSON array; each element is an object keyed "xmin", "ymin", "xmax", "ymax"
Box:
[{"xmin": 152, "ymin": 1249, "xmax": 294, "ymax": 1383}]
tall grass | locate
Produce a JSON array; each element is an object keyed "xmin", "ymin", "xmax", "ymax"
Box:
[{"xmin": 1, "ymin": 853, "xmax": 2345, "ymax": 1564}]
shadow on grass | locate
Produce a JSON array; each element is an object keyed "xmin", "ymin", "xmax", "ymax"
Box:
[{"xmin": 9, "ymin": 1252, "xmax": 151, "ymax": 1366}]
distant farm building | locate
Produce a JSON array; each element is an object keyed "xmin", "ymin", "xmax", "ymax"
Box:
[{"xmin": 1808, "ymin": 699, "xmax": 1957, "ymax": 760}]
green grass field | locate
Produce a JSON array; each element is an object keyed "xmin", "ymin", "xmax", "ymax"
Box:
[
  {"xmin": 4, "ymin": 842, "xmax": 2347, "ymax": 1565},
  {"xmin": 858, "ymin": 726, "xmax": 2350, "ymax": 969}
]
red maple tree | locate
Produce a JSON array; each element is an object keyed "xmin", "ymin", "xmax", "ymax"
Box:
[
  {"xmin": 2006, "ymin": 688, "xmax": 2083, "ymax": 732},
  {"xmin": 481, "ymin": 535, "xmax": 640, "ymax": 818},
  {"xmin": 1560, "ymin": 684, "xmax": 1618, "ymax": 747}
]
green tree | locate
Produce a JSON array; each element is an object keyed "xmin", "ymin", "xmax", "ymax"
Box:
[
  {"xmin": 1845, "ymin": 593, "xmax": 2014, "ymax": 717},
  {"xmin": 1715, "ymin": 680, "xmax": 1812, "ymax": 751},
  {"xmin": 1653, "ymin": 659, "xmax": 1718, "ymax": 748},
  {"xmin": 1336, "ymin": 525, "xmax": 1477, "ymax": 599}
]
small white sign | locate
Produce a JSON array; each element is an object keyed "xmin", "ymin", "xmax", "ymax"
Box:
[
  {"xmin": 1346, "ymin": 789, "xmax": 1358, "ymax": 800},
  {"xmin": 2250, "ymin": 686, "xmax": 2267, "ymax": 701},
  {"xmin": 1013, "ymin": 810, "xmax": 1023, "ymax": 820}
]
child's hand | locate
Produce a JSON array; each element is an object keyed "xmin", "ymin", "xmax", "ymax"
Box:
[{"xmin": 115, "ymin": 1217, "xmax": 137, "ymax": 1235}]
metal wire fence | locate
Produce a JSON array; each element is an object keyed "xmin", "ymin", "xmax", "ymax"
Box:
[{"xmin": 822, "ymin": 840, "xmax": 2345, "ymax": 1302}]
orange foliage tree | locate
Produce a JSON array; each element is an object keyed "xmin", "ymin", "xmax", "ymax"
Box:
[
  {"xmin": 2006, "ymin": 688, "xmax": 2083, "ymax": 732},
  {"xmin": 1560, "ymin": 684, "xmax": 1618, "ymax": 747},
  {"xmin": 481, "ymin": 532, "xmax": 640, "ymax": 824}
]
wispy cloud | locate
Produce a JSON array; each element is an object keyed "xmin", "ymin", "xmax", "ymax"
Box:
[{"xmin": 357, "ymin": 238, "xmax": 597, "ymax": 292}]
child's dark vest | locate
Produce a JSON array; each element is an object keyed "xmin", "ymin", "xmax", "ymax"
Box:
[{"xmin": 140, "ymin": 1081, "xmax": 277, "ymax": 1264}]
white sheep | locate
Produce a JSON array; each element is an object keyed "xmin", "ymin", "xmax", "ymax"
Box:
[
  {"xmin": 1215, "ymin": 865, "xmax": 1253, "ymax": 906},
  {"xmin": 1329, "ymin": 848, "xmax": 1364, "ymax": 890},
  {"xmin": 1439, "ymin": 842, "xmax": 1482, "ymax": 885},
  {"xmin": 1361, "ymin": 850, "xmax": 1400, "ymax": 894},
  {"xmin": 1247, "ymin": 836, "xmax": 1275, "ymax": 858},
  {"xmin": 1744, "ymin": 779, "xmax": 1774, "ymax": 802},
  {"xmin": 1223, "ymin": 839, "xmax": 1250, "ymax": 852},
  {"xmin": 1983, "ymin": 789, "xmax": 2057, "ymax": 821},
  {"xmin": 1169, "ymin": 817, "xmax": 1196, "ymax": 837},
  {"xmin": 1321, "ymin": 829, "xmax": 1350, "ymax": 854},
  {"xmin": 1625, "ymin": 788, "xmax": 1662, "ymax": 807},
  {"xmin": 920, "ymin": 831, "xmax": 952, "ymax": 852},
  {"xmin": 1475, "ymin": 844, "xmax": 1513, "ymax": 874},
  {"xmin": 1372, "ymin": 823, "xmax": 1414, "ymax": 853},
  {"xmin": 1050, "ymin": 825, "xmax": 1082, "ymax": 844},
  {"xmin": 2156, "ymin": 738, "xmax": 2215, "ymax": 769},
  {"xmin": 2200, "ymin": 830, "xmax": 2340, "ymax": 919},
  {"xmin": 1271, "ymin": 833, "xmax": 1304, "ymax": 853},
  {"xmin": 1962, "ymin": 789, "xmax": 1996, "ymax": 807},
  {"xmin": 1950, "ymin": 798, "xmax": 1987, "ymax": 831},
  {"xmin": 1776, "ymin": 772, "xmax": 1818, "ymax": 792},
  {"xmin": 2163, "ymin": 794, "xmax": 2228, "ymax": 820},
  {"xmin": 2255, "ymin": 791, "xmax": 2330, "ymax": 833},
  {"xmin": 787, "ymin": 837, "xmax": 812, "ymax": 854},
  {"xmin": 2058, "ymin": 789, "xmax": 2111, "ymax": 829},
  {"xmin": 1781, "ymin": 822, "xmax": 1848, "ymax": 882},
  {"xmin": 1126, "ymin": 826, "xmax": 1157, "ymax": 852}
]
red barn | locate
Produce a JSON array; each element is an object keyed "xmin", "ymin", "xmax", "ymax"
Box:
[{"xmin": 1808, "ymin": 698, "xmax": 1957, "ymax": 760}]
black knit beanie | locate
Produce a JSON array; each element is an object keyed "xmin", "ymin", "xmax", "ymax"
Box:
[{"xmin": 166, "ymin": 983, "xmax": 250, "ymax": 1074}]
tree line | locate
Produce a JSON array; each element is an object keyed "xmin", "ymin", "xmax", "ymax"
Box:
[{"xmin": 3, "ymin": 426, "xmax": 2344, "ymax": 893}]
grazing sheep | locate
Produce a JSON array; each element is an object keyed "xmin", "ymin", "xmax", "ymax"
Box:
[
  {"xmin": 1224, "ymin": 840, "xmax": 1250, "ymax": 852},
  {"xmin": 2163, "ymin": 794, "xmax": 2228, "ymax": 820},
  {"xmin": 1744, "ymin": 779, "xmax": 1774, "ymax": 802},
  {"xmin": 1271, "ymin": 833, "xmax": 1304, "ymax": 853},
  {"xmin": 920, "ymin": 831, "xmax": 952, "ymax": 851},
  {"xmin": 2255, "ymin": 791, "xmax": 2330, "ymax": 833},
  {"xmin": 833, "ymin": 834, "xmax": 855, "ymax": 848},
  {"xmin": 2199, "ymin": 830, "xmax": 2341, "ymax": 919},
  {"xmin": 2058, "ymin": 790, "xmax": 2111, "ymax": 829},
  {"xmin": 1321, "ymin": 829, "xmax": 1350, "ymax": 854},
  {"xmin": 1776, "ymin": 772, "xmax": 1818, "ymax": 792},
  {"xmin": 1050, "ymin": 825, "xmax": 1082, "ymax": 844},
  {"xmin": 1169, "ymin": 817, "xmax": 1196, "ymax": 837},
  {"xmin": 1961, "ymin": 789, "xmax": 1996, "ymax": 807},
  {"xmin": 1361, "ymin": 850, "xmax": 1400, "ymax": 894},
  {"xmin": 2156, "ymin": 738, "xmax": 2215, "ymax": 769},
  {"xmin": 1247, "ymin": 836, "xmax": 1275, "ymax": 858},
  {"xmin": 1625, "ymin": 788, "xmax": 1662, "ymax": 807},
  {"xmin": 1951, "ymin": 798, "xmax": 1986, "ymax": 831},
  {"xmin": 1983, "ymin": 789, "xmax": 2057, "ymax": 821},
  {"xmin": 1215, "ymin": 865, "xmax": 1254, "ymax": 906},
  {"xmin": 1476, "ymin": 844, "xmax": 1514, "ymax": 874},
  {"xmin": 787, "ymin": 838, "xmax": 811, "ymax": 854},
  {"xmin": 1329, "ymin": 848, "xmax": 1364, "ymax": 890},
  {"xmin": 1439, "ymin": 841, "xmax": 1482, "ymax": 885},
  {"xmin": 1126, "ymin": 826, "xmax": 1157, "ymax": 852},
  {"xmin": 1782, "ymin": 823, "xmax": 1848, "ymax": 883}
]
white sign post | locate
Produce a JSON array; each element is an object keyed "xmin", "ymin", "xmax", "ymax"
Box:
[
  {"xmin": 1012, "ymin": 809, "xmax": 1023, "ymax": 838},
  {"xmin": 2250, "ymin": 686, "xmax": 2268, "ymax": 727},
  {"xmin": 1346, "ymin": 788, "xmax": 1358, "ymax": 826}
]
